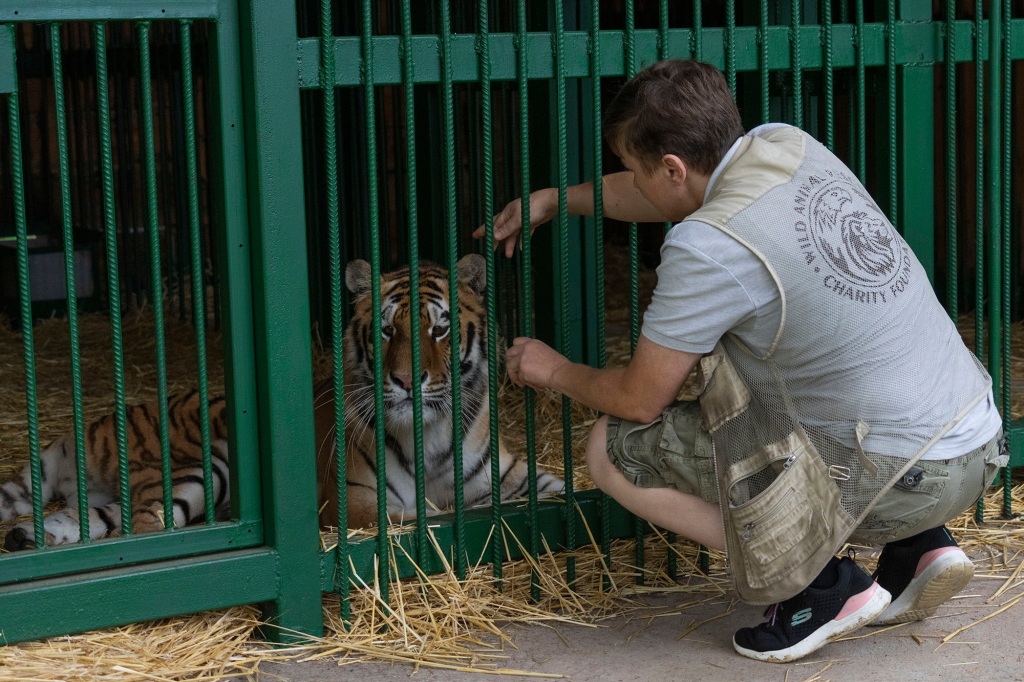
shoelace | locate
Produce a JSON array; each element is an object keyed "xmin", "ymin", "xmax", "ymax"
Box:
[{"xmin": 763, "ymin": 602, "xmax": 780, "ymax": 627}]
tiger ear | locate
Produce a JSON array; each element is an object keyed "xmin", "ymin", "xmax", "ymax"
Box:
[
  {"xmin": 456, "ymin": 254, "xmax": 486, "ymax": 296},
  {"xmin": 345, "ymin": 259, "xmax": 372, "ymax": 297}
]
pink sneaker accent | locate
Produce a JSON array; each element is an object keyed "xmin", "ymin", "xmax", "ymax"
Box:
[
  {"xmin": 835, "ymin": 582, "xmax": 879, "ymax": 621},
  {"xmin": 915, "ymin": 547, "xmax": 958, "ymax": 578}
]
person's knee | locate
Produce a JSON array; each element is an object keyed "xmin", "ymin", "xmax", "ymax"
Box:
[{"xmin": 585, "ymin": 415, "xmax": 613, "ymax": 486}]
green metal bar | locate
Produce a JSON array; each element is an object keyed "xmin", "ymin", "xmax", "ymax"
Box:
[
  {"xmin": 5, "ymin": 35, "xmax": 44, "ymax": 549},
  {"xmin": 897, "ymin": 0, "xmax": 935, "ymax": 277},
  {"xmin": 48, "ymin": 22, "xmax": 90, "ymax": 543},
  {"xmin": 692, "ymin": 1, "xmax": 702, "ymax": 60},
  {"xmin": 623, "ymin": 0, "xmax": 645, "ymax": 586},
  {"xmin": 478, "ymin": 0, "xmax": 503, "ymax": 583},
  {"xmin": 180, "ymin": 20, "xmax": 217, "ymax": 524},
  {"xmin": 322, "ymin": 0, "xmax": 351, "ymax": 621},
  {"xmin": 985, "ymin": 0, "xmax": 1005, "ymax": 513},
  {"xmin": 655, "ymin": 0, "xmax": 675, "ymax": 584},
  {"xmin": 0, "ymin": 548, "xmax": 279, "ymax": 646},
  {"xmin": 0, "ymin": 25, "xmax": 11, "ymax": 95},
  {"xmin": 237, "ymin": 0, "xmax": 324, "ymax": 640},
  {"xmin": 590, "ymin": 0, "xmax": 612, "ymax": 590},
  {"xmin": 790, "ymin": 0, "xmax": 802, "ymax": 128},
  {"xmin": 94, "ymin": 22, "xmax": 132, "ymax": 536},
  {"xmin": 0, "ymin": 2, "xmax": 219, "ymax": 22},
  {"xmin": 0, "ymin": 521, "xmax": 263, "ymax": 586},
  {"xmin": 138, "ymin": 21, "xmax": 175, "ymax": 529},
  {"xmin": 297, "ymin": 22, "xmax": 1022, "ymax": 88},
  {"xmin": 974, "ymin": 0, "xmax": 985, "ymax": 523},
  {"xmin": 760, "ymin": 0, "xmax": 770, "ymax": 123},
  {"xmin": 398, "ymin": 0, "xmax": 426, "ymax": 582},
  {"xmin": 999, "ymin": 0, "xmax": 1012, "ymax": 517},
  {"xmin": 553, "ymin": 0, "xmax": 576, "ymax": 589},
  {"xmin": 515, "ymin": 0, "xmax": 541, "ymax": 603},
  {"xmin": 945, "ymin": 0, "xmax": 958, "ymax": 319},
  {"xmin": 725, "ymin": 0, "xmax": 736, "ymax": 95},
  {"xmin": 359, "ymin": 0, "xmax": 391, "ymax": 600},
  {"xmin": 974, "ymin": 0, "xmax": 984, "ymax": 362},
  {"xmin": 854, "ymin": 0, "xmax": 866, "ymax": 181},
  {"xmin": 658, "ymin": 0, "xmax": 668, "ymax": 60},
  {"xmin": 822, "ymin": 0, "xmax": 834, "ymax": 149},
  {"xmin": 208, "ymin": 3, "xmax": 262, "ymax": 528},
  {"xmin": 439, "ymin": 0, "xmax": 467, "ymax": 582},
  {"xmin": 887, "ymin": 0, "xmax": 897, "ymax": 227}
]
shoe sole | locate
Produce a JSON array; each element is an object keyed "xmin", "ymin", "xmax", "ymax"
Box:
[
  {"xmin": 732, "ymin": 584, "xmax": 891, "ymax": 664},
  {"xmin": 870, "ymin": 550, "xmax": 974, "ymax": 625}
]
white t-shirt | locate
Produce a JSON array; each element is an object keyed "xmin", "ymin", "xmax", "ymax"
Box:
[{"xmin": 640, "ymin": 126, "xmax": 1002, "ymax": 460}]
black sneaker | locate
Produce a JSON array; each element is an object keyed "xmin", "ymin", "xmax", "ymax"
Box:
[
  {"xmin": 733, "ymin": 556, "xmax": 891, "ymax": 663},
  {"xmin": 870, "ymin": 525, "xmax": 974, "ymax": 625}
]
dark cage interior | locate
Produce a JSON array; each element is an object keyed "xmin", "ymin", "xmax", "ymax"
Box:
[{"xmin": 0, "ymin": 21, "xmax": 216, "ymax": 327}]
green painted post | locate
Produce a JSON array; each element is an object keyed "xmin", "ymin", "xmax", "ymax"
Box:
[
  {"xmin": 237, "ymin": 0, "xmax": 324, "ymax": 641},
  {"xmin": 897, "ymin": 0, "xmax": 936, "ymax": 278}
]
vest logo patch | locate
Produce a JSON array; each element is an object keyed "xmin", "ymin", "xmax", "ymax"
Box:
[{"xmin": 794, "ymin": 174, "xmax": 909, "ymax": 305}]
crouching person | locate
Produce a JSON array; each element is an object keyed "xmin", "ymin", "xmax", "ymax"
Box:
[{"xmin": 479, "ymin": 59, "xmax": 1006, "ymax": 663}]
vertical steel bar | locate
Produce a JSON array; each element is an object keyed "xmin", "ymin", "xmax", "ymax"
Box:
[
  {"xmin": 760, "ymin": 0, "xmax": 770, "ymax": 123},
  {"xmin": 822, "ymin": 0, "xmax": 834, "ymax": 150},
  {"xmin": 984, "ymin": 0, "xmax": 1005, "ymax": 514},
  {"xmin": 692, "ymin": 0, "xmax": 702, "ymax": 60},
  {"xmin": 440, "ymin": 0, "xmax": 468, "ymax": 580},
  {"xmin": 999, "ymin": 0, "xmax": 1012, "ymax": 517},
  {"xmin": 887, "ymin": 0, "xmax": 897, "ymax": 227},
  {"xmin": 49, "ymin": 21, "xmax": 90, "ymax": 543},
  {"xmin": 590, "ymin": 0, "xmax": 613, "ymax": 590},
  {"xmin": 946, "ymin": 0, "xmax": 958, "ymax": 319},
  {"xmin": 360, "ymin": 0, "xmax": 390, "ymax": 601},
  {"xmin": 974, "ymin": 0, "xmax": 984, "ymax": 362},
  {"xmin": 180, "ymin": 21, "xmax": 216, "ymax": 523},
  {"xmin": 399, "ymin": 0, "xmax": 427, "ymax": 578},
  {"xmin": 854, "ymin": 0, "xmax": 866, "ymax": 181},
  {"xmin": 6, "ymin": 36, "xmax": 44, "ymax": 548},
  {"xmin": 478, "ymin": 0, "xmax": 504, "ymax": 582},
  {"xmin": 790, "ymin": 0, "xmax": 803, "ymax": 128},
  {"xmin": 553, "ymin": 0, "xmax": 576, "ymax": 588},
  {"xmin": 986, "ymin": 0, "xmax": 1004, "ymax": 399},
  {"xmin": 94, "ymin": 22, "xmax": 132, "ymax": 536},
  {"xmin": 516, "ymin": 0, "xmax": 541, "ymax": 603},
  {"xmin": 322, "ymin": 0, "xmax": 351, "ymax": 620},
  {"xmin": 658, "ymin": 0, "xmax": 668, "ymax": 60},
  {"xmin": 726, "ymin": 0, "xmax": 736, "ymax": 95},
  {"xmin": 138, "ymin": 21, "xmax": 174, "ymax": 529},
  {"xmin": 624, "ymin": 0, "xmax": 645, "ymax": 585}
]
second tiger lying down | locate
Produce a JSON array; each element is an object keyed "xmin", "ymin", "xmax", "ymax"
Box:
[{"xmin": 0, "ymin": 255, "xmax": 562, "ymax": 549}]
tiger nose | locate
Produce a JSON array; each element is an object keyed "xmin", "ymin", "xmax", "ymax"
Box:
[{"xmin": 392, "ymin": 372, "xmax": 428, "ymax": 391}]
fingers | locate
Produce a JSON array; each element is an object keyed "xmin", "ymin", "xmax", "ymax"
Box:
[{"xmin": 473, "ymin": 200, "xmax": 525, "ymax": 256}]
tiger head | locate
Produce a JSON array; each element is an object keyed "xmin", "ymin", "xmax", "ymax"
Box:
[{"xmin": 343, "ymin": 254, "xmax": 490, "ymax": 431}]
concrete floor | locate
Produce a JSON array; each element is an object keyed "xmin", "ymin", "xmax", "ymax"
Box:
[{"xmin": 228, "ymin": 568, "xmax": 1024, "ymax": 682}]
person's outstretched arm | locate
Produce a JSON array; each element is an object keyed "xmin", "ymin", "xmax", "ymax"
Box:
[
  {"xmin": 505, "ymin": 332, "xmax": 700, "ymax": 423},
  {"xmin": 473, "ymin": 172, "xmax": 667, "ymax": 257}
]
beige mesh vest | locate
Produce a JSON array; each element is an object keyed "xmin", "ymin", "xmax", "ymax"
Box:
[{"xmin": 689, "ymin": 125, "xmax": 991, "ymax": 604}]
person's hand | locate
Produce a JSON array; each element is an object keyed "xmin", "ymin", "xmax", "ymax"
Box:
[
  {"xmin": 505, "ymin": 336, "xmax": 568, "ymax": 390},
  {"xmin": 472, "ymin": 188, "xmax": 558, "ymax": 258}
]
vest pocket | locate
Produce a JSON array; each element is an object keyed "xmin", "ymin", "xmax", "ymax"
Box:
[{"xmin": 725, "ymin": 432, "xmax": 853, "ymax": 596}]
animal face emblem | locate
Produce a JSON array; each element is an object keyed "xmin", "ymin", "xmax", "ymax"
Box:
[{"xmin": 809, "ymin": 182, "xmax": 900, "ymax": 287}]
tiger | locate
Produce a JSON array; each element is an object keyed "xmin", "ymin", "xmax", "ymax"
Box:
[
  {"xmin": 315, "ymin": 253, "xmax": 563, "ymax": 529},
  {"xmin": 0, "ymin": 390, "xmax": 231, "ymax": 550},
  {"xmin": 0, "ymin": 254, "xmax": 562, "ymax": 549}
]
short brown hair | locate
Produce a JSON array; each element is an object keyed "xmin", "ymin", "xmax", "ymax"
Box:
[{"xmin": 604, "ymin": 60, "xmax": 744, "ymax": 176}]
